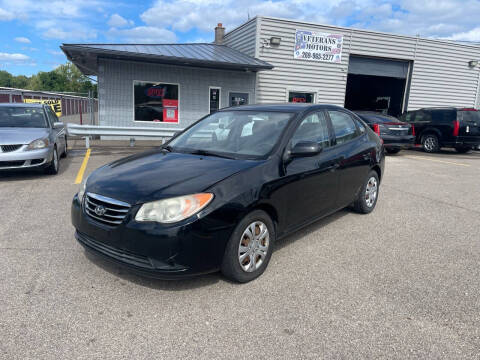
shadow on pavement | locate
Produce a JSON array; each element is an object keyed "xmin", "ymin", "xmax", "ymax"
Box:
[{"xmin": 0, "ymin": 156, "xmax": 74, "ymax": 181}]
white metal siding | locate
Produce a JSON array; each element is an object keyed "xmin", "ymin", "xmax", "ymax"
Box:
[
  {"xmin": 98, "ymin": 59, "xmax": 256, "ymax": 131},
  {"xmin": 255, "ymin": 16, "xmax": 480, "ymax": 110},
  {"xmin": 223, "ymin": 18, "xmax": 257, "ymax": 57},
  {"xmin": 408, "ymin": 40, "xmax": 480, "ymax": 109}
]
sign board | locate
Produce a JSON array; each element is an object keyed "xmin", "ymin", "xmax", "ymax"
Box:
[
  {"xmin": 294, "ymin": 30, "xmax": 343, "ymax": 63},
  {"xmin": 24, "ymin": 98, "xmax": 62, "ymax": 117}
]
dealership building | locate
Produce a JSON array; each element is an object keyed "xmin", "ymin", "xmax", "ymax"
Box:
[{"xmin": 62, "ymin": 16, "xmax": 480, "ymax": 131}]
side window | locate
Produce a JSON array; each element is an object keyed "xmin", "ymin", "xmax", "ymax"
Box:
[
  {"xmin": 291, "ymin": 111, "xmax": 330, "ymax": 148},
  {"xmin": 328, "ymin": 111, "xmax": 358, "ymax": 145},
  {"xmin": 415, "ymin": 111, "xmax": 432, "ymax": 123},
  {"xmin": 49, "ymin": 107, "xmax": 59, "ymax": 123},
  {"xmin": 44, "ymin": 108, "xmax": 53, "ymax": 127},
  {"xmin": 355, "ymin": 118, "xmax": 366, "ymax": 133}
]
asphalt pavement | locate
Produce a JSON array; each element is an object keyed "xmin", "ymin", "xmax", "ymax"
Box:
[{"xmin": 1, "ymin": 145, "xmax": 480, "ymax": 359}]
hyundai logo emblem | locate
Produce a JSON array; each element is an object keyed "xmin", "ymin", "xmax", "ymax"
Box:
[{"xmin": 94, "ymin": 205, "xmax": 106, "ymax": 216}]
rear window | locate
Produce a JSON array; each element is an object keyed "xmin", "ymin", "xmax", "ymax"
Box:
[
  {"xmin": 359, "ymin": 114, "xmax": 400, "ymax": 124},
  {"xmin": 459, "ymin": 110, "xmax": 480, "ymax": 123},
  {"xmin": 0, "ymin": 106, "xmax": 47, "ymax": 128}
]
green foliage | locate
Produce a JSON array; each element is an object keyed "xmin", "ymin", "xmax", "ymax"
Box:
[{"xmin": 0, "ymin": 62, "xmax": 97, "ymax": 97}]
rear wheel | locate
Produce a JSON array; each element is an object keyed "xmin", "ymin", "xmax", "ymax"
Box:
[
  {"xmin": 386, "ymin": 148, "xmax": 401, "ymax": 154},
  {"xmin": 422, "ymin": 134, "xmax": 440, "ymax": 153},
  {"xmin": 353, "ymin": 170, "xmax": 379, "ymax": 214},
  {"xmin": 221, "ymin": 210, "xmax": 275, "ymax": 283},
  {"xmin": 455, "ymin": 146, "xmax": 471, "ymax": 154},
  {"xmin": 44, "ymin": 147, "xmax": 59, "ymax": 175}
]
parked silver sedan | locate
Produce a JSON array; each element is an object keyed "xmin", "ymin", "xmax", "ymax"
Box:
[{"xmin": 0, "ymin": 103, "xmax": 67, "ymax": 174}]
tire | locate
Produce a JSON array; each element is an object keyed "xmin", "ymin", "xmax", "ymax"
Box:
[
  {"xmin": 221, "ymin": 210, "xmax": 275, "ymax": 283},
  {"xmin": 61, "ymin": 138, "xmax": 68, "ymax": 158},
  {"xmin": 455, "ymin": 146, "xmax": 471, "ymax": 154},
  {"xmin": 421, "ymin": 134, "xmax": 440, "ymax": 153},
  {"xmin": 386, "ymin": 148, "xmax": 401, "ymax": 154},
  {"xmin": 353, "ymin": 170, "xmax": 380, "ymax": 214},
  {"xmin": 45, "ymin": 146, "xmax": 59, "ymax": 175}
]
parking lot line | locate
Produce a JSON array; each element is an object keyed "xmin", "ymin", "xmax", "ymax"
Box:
[
  {"xmin": 404, "ymin": 155, "xmax": 470, "ymax": 167},
  {"xmin": 74, "ymin": 149, "xmax": 91, "ymax": 184}
]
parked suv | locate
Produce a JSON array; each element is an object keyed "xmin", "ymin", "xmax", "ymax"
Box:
[{"xmin": 399, "ymin": 108, "xmax": 480, "ymax": 153}]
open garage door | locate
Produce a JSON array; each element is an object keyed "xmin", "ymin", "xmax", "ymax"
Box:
[{"xmin": 345, "ymin": 56, "xmax": 411, "ymax": 117}]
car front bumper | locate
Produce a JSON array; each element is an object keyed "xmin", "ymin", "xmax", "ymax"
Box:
[
  {"xmin": 71, "ymin": 194, "xmax": 234, "ymax": 279},
  {"xmin": 381, "ymin": 134, "xmax": 415, "ymax": 149},
  {"xmin": 0, "ymin": 145, "xmax": 53, "ymax": 170}
]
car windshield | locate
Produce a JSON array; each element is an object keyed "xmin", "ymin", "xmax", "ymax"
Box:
[
  {"xmin": 0, "ymin": 106, "xmax": 47, "ymax": 128},
  {"xmin": 168, "ymin": 110, "xmax": 294, "ymax": 159}
]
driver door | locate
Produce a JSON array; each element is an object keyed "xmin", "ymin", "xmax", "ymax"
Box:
[{"xmin": 282, "ymin": 111, "xmax": 340, "ymax": 231}]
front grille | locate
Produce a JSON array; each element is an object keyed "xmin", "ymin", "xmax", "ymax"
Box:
[
  {"xmin": 1, "ymin": 144, "xmax": 23, "ymax": 153},
  {"xmin": 0, "ymin": 160, "xmax": 25, "ymax": 168},
  {"xmin": 84, "ymin": 192, "xmax": 131, "ymax": 226}
]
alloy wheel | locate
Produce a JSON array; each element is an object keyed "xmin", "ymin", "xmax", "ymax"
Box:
[
  {"xmin": 423, "ymin": 136, "xmax": 436, "ymax": 152},
  {"xmin": 53, "ymin": 149, "xmax": 58, "ymax": 172},
  {"xmin": 365, "ymin": 177, "xmax": 378, "ymax": 207},
  {"xmin": 238, "ymin": 221, "xmax": 270, "ymax": 272}
]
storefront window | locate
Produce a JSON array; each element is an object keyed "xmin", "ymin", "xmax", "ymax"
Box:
[
  {"xmin": 288, "ymin": 91, "xmax": 315, "ymax": 103},
  {"xmin": 134, "ymin": 81, "xmax": 179, "ymax": 123}
]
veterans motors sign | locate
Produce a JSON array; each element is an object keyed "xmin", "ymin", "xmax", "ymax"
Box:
[{"xmin": 294, "ymin": 30, "xmax": 343, "ymax": 63}]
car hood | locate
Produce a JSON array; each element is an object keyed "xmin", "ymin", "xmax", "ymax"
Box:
[
  {"xmin": 87, "ymin": 150, "xmax": 261, "ymax": 204},
  {"xmin": 0, "ymin": 128, "xmax": 49, "ymax": 145}
]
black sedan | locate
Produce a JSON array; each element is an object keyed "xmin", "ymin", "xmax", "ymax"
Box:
[
  {"xmin": 355, "ymin": 111, "xmax": 415, "ymax": 154},
  {"xmin": 72, "ymin": 104, "xmax": 385, "ymax": 283}
]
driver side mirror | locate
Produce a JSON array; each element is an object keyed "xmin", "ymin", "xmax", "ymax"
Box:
[
  {"xmin": 53, "ymin": 122, "xmax": 64, "ymax": 129},
  {"xmin": 290, "ymin": 141, "xmax": 322, "ymax": 157}
]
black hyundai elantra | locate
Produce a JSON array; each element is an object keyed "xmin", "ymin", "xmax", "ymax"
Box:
[{"xmin": 72, "ymin": 104, "xmax": 385, "ymax": 283}]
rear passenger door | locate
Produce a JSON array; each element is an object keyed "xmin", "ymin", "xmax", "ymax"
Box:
[{"xmin": 327, "ymin": 110, "xmax": 371, "ymax": 208}]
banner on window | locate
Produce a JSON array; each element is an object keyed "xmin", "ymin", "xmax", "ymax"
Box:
[
  {"xmin": 23, "ymin": 98, "xmax": 62, "ymax": 117},
  {"xmin": 294, "ymin": 30, "xmax": 343, "ymax": 63}
]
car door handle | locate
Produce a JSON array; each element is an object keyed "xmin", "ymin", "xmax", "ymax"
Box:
[{"xmin": 323, "ymin": 162, "xmax": 340, "ymax": 172}]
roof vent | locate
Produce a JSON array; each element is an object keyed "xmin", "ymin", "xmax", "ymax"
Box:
[{"xmin": 215, "ymin": 23, "xmax": 225, "ymax": 45}]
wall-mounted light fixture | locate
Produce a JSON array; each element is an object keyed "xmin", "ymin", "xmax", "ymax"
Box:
[
  {"xmin": 468, "ymin": 60, "xmax": 479, "ymax": 68},
  {"xmin": 270, "ymin": 37, "xmax": 281, "ymax": 46}
]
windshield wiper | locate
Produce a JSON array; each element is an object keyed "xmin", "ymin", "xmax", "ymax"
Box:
[{"xmin": 187, "ymin": 149, "xmax": 235, "ymax": 159}]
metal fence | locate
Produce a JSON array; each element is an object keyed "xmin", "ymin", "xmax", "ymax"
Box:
[{"xmin": 67, "ymin": 124, "xmax": 183, "ymax": 148}]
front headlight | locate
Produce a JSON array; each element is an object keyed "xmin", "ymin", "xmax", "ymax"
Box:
[
  {"xmin": 27, "ymin": 138, "xmax": 49, "ymax": 150},
  {"xmin": 77, "ymin": 176, "xmax": 89, "ymax": 203},
  {"xmin": 135, "ymin": 193, "xmax": 214, "ymax": 223}
]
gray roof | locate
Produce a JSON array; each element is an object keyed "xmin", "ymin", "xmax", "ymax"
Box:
[{"xmin": 61, "ymin": 43, "xmax": 273, "ymax": 75}]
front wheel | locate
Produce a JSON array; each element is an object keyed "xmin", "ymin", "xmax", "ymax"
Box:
[
  {"xmin": 221, "ymin": 210, "xmax": 275, "ymax": 283},
  {"xmin": 422, "ymin": 134, "xmax": 440, "ymax": 153},
  {"xmin": 353, "ymin": 171, "xmax": 379, "ymax": 214},
  {"xmin": 44, "ymin": 147, "xmax": 59, "ymax": 175}
]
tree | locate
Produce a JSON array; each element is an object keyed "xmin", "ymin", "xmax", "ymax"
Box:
[{"xmin": 0, "ymin": 62, "xmax": 97, "ymax": 96}]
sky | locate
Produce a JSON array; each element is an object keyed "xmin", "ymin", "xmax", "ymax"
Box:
[{"xmin": 0, "ymin": 0, "xmax": 479, "ymax": 76}]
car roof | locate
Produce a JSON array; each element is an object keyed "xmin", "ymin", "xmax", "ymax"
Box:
[
  {"xmin": 0, "ymin": 103, "xmax": 45, "ymax": 108},
  {"xmin": 219, "ymin": 103, "xmax": 345, "ymax": 113}
]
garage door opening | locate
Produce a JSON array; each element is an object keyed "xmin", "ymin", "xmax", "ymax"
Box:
[{"xmin": 344, "ymin": 56, "xmax": 411, "ymax": 117}]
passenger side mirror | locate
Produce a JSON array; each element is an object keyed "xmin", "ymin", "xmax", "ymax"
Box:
[
  {"xmin": 290, "ymin": 141, "xmax": 322, "ymax": 157},
  {"xmin": 53, "ymin": 122, "xmax": 64, "ymax": 129}
]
